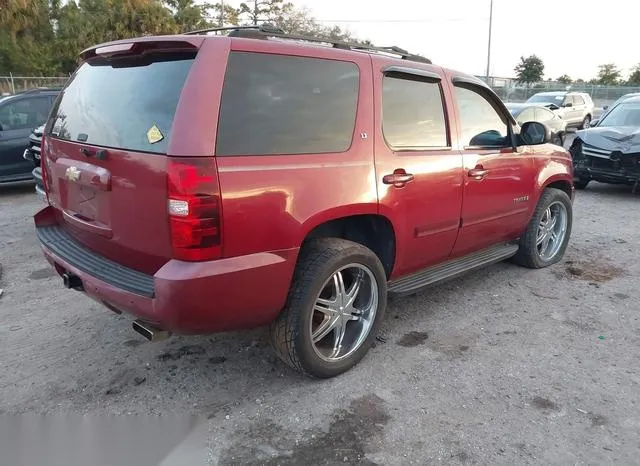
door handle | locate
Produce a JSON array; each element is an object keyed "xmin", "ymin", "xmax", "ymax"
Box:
[
  {"xmin": 383, "ymin": 171, "xmax": 415, "ymax": 187},
  {"xmin": 468, "ymin": 167, "xmax": 489, "ymax": 180}
]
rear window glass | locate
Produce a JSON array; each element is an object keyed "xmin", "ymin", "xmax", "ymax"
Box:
[
  {"xmin": 47, "ymin": 51, "xmax": 195, "ymax": 154},
  {"xmin": 216, "ymin": 52, "xmax": 359, "ymax": 156}
]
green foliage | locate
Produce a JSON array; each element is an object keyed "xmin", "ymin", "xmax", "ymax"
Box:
[
  {"xmin": 556, "ymin": 74, "xmax": 572, "ymax": 84},
  {"xmin": 627, "ymin": 64, "xmax": 640, "ymax": 86},
  {"xmin": 0, "ymin": 0, "xmax": 364, "ymax": 76},
  {"xmin": 596, "ymin": 63, "xmax": 621, "ymax": 85},
  {"xmin": 514, "ymin": 55, "xmax": 544, "ymax": 84}
]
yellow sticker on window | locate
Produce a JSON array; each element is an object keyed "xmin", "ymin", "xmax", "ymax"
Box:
[{"xmin": 147, "ymin": 125, "xmax": 164, "ymax": 144}]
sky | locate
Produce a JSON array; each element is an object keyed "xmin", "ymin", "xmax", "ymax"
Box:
[{"xmin": 224, "ymin": 0, "xmax": 640, "ymax": 80}]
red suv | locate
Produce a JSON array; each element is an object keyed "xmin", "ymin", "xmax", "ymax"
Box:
[{"xmin": 35, "ymin": 25, "xmax": 574, "ymax": 378}]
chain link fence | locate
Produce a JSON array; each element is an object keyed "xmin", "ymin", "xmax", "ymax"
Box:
[
  {"xmin": 1, "ymin": 76, "xmax": 70, "ymax": 95},
  {"xmin": 485, "ymin": 79, "xmax": 640, "ymax": 109},
  {"xmin": 4, "ymin": 74, "xmax": 640, "ymax": 112}
]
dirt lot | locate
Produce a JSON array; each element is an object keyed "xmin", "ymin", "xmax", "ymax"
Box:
[{"xmin": 1, "ymin": 176, "xmax": 639, "ymax": 465}]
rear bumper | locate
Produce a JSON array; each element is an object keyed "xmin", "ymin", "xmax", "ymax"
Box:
[{"xmin": 34, "ymin": 207, "xmax": 298, "ymax": 334}]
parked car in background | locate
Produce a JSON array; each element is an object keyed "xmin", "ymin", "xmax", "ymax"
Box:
[
  {"xmin": 23, "ymin": 124, "xmax": 45, "ymax": 199},
  {"xmin": 0, "ymin": 88, "xmax": 59, "ymax": 184},
  {"xmin": 526, "ymin": 91, "xmax": 594, "ymax": 130},
  {"xmin": 34, "ymin": 25, "xmax": 575, "ymax": 378},
  {"xmin": 570, "ymin": 95, "xmax": 640, "ymax": 190},
  {"xmin": 598, "ymin": 92, "xmax": 640, "ymax": 123},
  {"xmin": 504, "ymin": 102, "xmax": 567, "ymax": 145}
]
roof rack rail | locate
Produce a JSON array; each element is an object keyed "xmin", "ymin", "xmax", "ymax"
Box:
[
  {"xmin": 183, "ymin": 23, "xmax": 431, "ymax": 64},
  {"xmin": 183, "ymin": 24, "xmax": 285, "ymax": 36}
]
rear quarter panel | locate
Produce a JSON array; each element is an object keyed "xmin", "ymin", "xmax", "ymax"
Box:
[{"xmin": 212, "ymin": 39, "xmax": 378, "ymax": 259}]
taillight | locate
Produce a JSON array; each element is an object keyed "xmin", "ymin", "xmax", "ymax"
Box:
[{"xmin": 167, "ymin": 158, "xmax": 222, "ymax": 261}]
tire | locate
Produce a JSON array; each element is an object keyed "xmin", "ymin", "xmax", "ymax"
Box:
[
  {"xmin": 579, "ymin": 115, "xmax": 591, "ymax": 130},
  {"xmin": 574, "ymin": 178, "xmax": 590, "ymax": 190},
  {"xmin": 512, "ymin": 188, "xmax": 573, "ymax": 269},
  {"xmin": 270, "ymin": 238, "xmax": 387, "ymax": 378}
]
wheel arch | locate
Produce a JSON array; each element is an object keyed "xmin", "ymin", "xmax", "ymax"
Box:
[{"xmin": 299, "ymin": 209, "xmax": 397, "ymax": 279}]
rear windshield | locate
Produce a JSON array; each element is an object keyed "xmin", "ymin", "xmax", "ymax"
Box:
[
  {"xmin": 46, "ymin": 51, "xmax": 195, "ymax": 154},
  {"xmin": 216, "ymin": 52, "xmax": 359, "ymax": 156}
]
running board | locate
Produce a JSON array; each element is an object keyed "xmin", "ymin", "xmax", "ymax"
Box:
[{"xmin": 388, "ymin": 243, "xmax": 519, "ymax": 296}]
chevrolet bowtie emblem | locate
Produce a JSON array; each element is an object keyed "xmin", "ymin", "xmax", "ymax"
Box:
[{"xmin": 65, "ymin": 166, "xmax": 81, "ymax": 182}]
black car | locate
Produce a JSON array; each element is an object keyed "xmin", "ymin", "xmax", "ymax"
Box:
[
  {"xmin": 504, "ymin": 102, "xmax": 567, "ymax": 146},
  {"xmin": 0, "ymin": 88, "xmax": 60, "ymax": 184},
  {"xmin": 24, "ymin": 124, "xmax": 45, "ymax": 199},
  {"xmin": 570, "ymin": 96, "xmax": 640, "ymax": 190}
]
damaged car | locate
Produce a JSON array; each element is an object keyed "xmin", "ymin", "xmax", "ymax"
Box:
[{"xmin": 570, "ymin": 95, "xmax": 640, "ymax": 190}]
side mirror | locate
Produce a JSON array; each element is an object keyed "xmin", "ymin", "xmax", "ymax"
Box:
[
  {"xmin": 590, "ymin": 118, "xmax": 599, "ymax": 127},
  {"xmin": 563, "ymin": 102, "xmax": 573, "ymax": 108},
  {"xmin": 521, "ymin": 121, "xmax": 551, "ymax": 145},
  {"xmin": 602, "ymin": 105, "xmax": 609, "ymax": 111}
]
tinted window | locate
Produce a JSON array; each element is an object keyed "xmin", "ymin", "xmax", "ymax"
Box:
[
  {"xmin": 454, "ymin": 85, "xmax": 509, "ymax": 147},
  {"xmin": 382, "ymin": 74, "xmax": 447, "ymax": 149},
  {"xmin": 573, "ymin": 95, "xmax": 585, "ymax": 105},
  {"xmin": 47, "ymin": 51, "xmax": 195, "ymax": 154},
  {"xmin": 534, "ymin": 107, "xmax": 554, "ymax": 122},
  {"xmin": 216, "ymin": 52, "xmax": 359, "ymax": 156},
  {"xmin": 0, "ymin": 97, "xmax": 51, "ymax": 131}
]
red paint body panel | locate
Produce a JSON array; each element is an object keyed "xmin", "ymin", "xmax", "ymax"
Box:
[
  {"xmin": 370, "ymin": 56, "xmax": 464, "ymax": 278},
  {"xmin": 35, "ymin": 34, "xmax": 575, "ymax": 335}
]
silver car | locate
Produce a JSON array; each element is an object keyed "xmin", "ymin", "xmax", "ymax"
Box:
[{"xmin": 526, "ymin": 91, "xmax": 595, "ymax": 129}]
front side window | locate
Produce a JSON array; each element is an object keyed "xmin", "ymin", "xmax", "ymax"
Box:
[
  {"xmin": 382, "ymin": 74, "xmax": 447, "ymax": 149},
  {"xmin": 454, "ymin": 85, "xmax": 509, "ymax": 147},
  {"xmin": 216, "ymin": 52, "xmax": 359, "ymax": 156},
  {"xmin": 0, "ymin": 97, "xmax": 50, "ymax": 131},
  {"xmin": 573, "ymin": 95, "xmax": 585, "ymax": 105}
]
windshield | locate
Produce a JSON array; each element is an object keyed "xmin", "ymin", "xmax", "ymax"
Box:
[
  {"xmin": 527, "ymin": 94, "xmax": 564, "ymax": 104},
  {"xmin": 598, "ymin": 103, "xmax": 640, "ymax": 127},
  {"xmin": 47, "ymin": 51, "xmax": 195, "ymax": 154}
]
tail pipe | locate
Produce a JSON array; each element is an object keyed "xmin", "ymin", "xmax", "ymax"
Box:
[{"xmin": 132, "ymin": 319, "xmax": 171, "ymax": 342}]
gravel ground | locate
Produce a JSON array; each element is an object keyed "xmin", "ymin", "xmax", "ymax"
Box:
[{"xmin": 1, "ymin": 163, "xmax": 639, "ymax": 464}]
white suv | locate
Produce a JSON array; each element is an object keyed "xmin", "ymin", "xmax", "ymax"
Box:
[{"xmin": 526, "ymin": 91, "xmax": 595, "ymax": 129}]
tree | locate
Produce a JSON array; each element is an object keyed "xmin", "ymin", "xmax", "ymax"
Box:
[
  {"xmin": 627, "ymin": 64, "xmax": 640, "ymax": 86},
  {"xmin": 556, "ymin": 74, "xmax": 572, "ymax": 84},
  {"xmin": 514, "ymin": 55, "xmax": 544, "ymax": 85},
  {"xmin": 239, "ymin": 0, "xmax": 286, "ymax": 26},
  {"xmin": 0, "ymin": 0, "xmax": 367, "ymax": 77},
  {"xmin": 596, "ymin": 63, "xmax": 621, "ymax": 85}
]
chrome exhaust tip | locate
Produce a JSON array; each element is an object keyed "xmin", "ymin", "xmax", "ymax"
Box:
[{"xmin": 132, "ymin": 319, "xmax": 171, "ymax": 342}]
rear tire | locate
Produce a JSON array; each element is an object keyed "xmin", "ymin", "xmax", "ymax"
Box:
[
  {"xmin": 270, "ymin": 238, "xmax": 387, "ymax": 378},
  {"xmin": 512, "ymin": 188, "xmax": 572, "ymax": 269}
]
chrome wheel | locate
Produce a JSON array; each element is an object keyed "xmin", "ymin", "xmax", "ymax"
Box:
[
  {"xmin": 310, "ymin": 264, "xmax": 379, "ymax": 362},
  {"xmin": 536, "ymin": 201, "xmax": 568, "ymax": 261}
]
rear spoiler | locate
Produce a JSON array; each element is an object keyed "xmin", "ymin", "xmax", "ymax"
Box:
[{"xmin": 80, "ymin": 36, "xmax": 206, "ymax": 60}]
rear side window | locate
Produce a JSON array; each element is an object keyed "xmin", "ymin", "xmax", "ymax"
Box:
[
  {"xmin": 382, "ymin": 74, "xmax": 447, "ymax": 149},
  {"xmin": 47, "ymin": 51, "xmax": 196, "ymax": 154},
  {"xmin": 216, "ymin": 52, "xmax": 359, "ymax": 156}
]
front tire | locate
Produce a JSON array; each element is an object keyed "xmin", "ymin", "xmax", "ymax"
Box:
[
  {"xmin": 574, "ymin": 178, "xmax": 590, "ymax": 190},
  {"xmin": 270, "ymin": 238, "xmax": 387, "ymax": 378},
  {"xmin": 579, "ymin": 115, "xmax": 591, "ymax": 130},
  {"xmin": 512, "ymin": 188, "xmax": 573, "ymax": 269}
]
